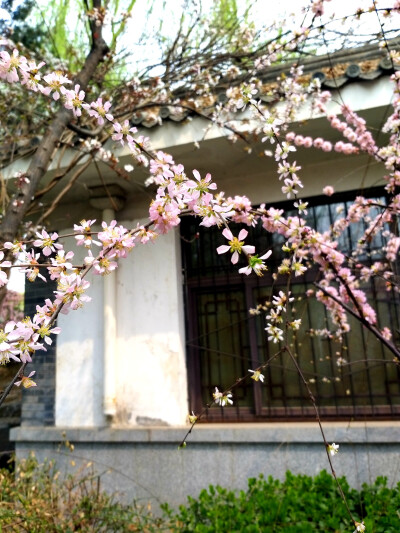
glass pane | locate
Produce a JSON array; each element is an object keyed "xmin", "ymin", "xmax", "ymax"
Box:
[
  {"xmin": 196, "ymin": 290, "xmax": 254, "ymax": 408},
  {"xmin": 182, "ymin": 189, "xmax": 400, "ymax": 420}
]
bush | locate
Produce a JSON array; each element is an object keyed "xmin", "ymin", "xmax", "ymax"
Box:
[
  {"xmin": 164, "ymin": 471, "xmax": 400, "ymax": 532},
  {"xmin": 0, "ymin": 453, "xmax": 168, "ymax": 532},
  {"xmin": 1, "ymin": 456, "xmax": 400, "ymax": 532}
]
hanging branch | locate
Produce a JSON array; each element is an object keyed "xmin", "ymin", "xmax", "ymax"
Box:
[{"xmin": 315, "ymin": 282, "xmax": 400, "ymax": 361}]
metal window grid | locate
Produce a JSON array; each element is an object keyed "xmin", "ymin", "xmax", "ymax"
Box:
[{"xmin": 181, "ymin": 190, "xmax": 400, "ymax": 422}]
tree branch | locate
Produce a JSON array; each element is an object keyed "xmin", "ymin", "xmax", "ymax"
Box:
[
  {"xmin": 315, "ymin": 283, "xmax": 400, "ymax": 361},
  {"xmin": 0, "ymin": 3, "xmax": 109, "ymax": 246}
]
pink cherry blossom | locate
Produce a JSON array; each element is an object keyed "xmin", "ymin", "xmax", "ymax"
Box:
[
  {"xmin": 216, "ymin": 228, "xmax": 255, "ymax": 264},
  {"xmin": 85, "ymin": 97, "xmax": 114, "ymax": 125},
  {"xmin": 112, "ymin": 120, "xmax": 137, "ymax": 145},
  {"xmin": 62, "ymin": 84, "xmax": 86, "ymax": 117},
  {"xmin": 42, "ymin": 72, "xmax": 71, "ymax": 100},
  {"xmin": 33, "ymin": 229, "xmax": 62, "ymax": 256},
  {"xmin": 323, "ymin": 185, "xmax": 334, "ymax": 196},
  {"xmin": 54, "ymin": 273, "xmax": 91, "ymax": 311},
  {"xmin": 15, "ymin": 371, "xmax": 37, "ymax": 388},
  {"xmin": 239, "ymin": 250, "xmax": 272, "ymax": 276}
]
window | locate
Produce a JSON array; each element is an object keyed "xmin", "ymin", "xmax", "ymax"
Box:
[{"xmin": 181, "ymin": 190, "xmax": 400, "ymax": 421}]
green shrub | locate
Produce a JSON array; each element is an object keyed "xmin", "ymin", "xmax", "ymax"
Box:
[
  {"xmin": 0, "ymin": 453, "xmax": 168, "ymax": 532},
  {"xmin": 164, "ymin": 471, "xmax": 400, "ymax": 533},
  {"xmin": 2, "ymin": 455, "xmax": 400, "ymax": 532}
]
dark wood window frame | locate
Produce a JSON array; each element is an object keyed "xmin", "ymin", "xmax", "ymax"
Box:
[{"xmin": 181, "ymin": 189, "xmax": 400, "ymax": 422}]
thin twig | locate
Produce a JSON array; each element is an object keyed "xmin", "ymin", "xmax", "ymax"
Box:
[
  {"xmin": 0, "ymin": 362, "xmax": 26, "ymax": 409},
  {"xmin": 285, "ymin": 344, "xmax": 356, "ymax": 526},
  {"xmin": 315, "ymin": 282, "xmax": 400, "ymax": 361},
  {"xmin": 178, "ymin": 348, "xmax": 285, "ymax": 448}
]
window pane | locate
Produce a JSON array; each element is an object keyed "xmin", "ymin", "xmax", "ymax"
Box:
[{"xmin": 181, "ymin": 190, "xmax": 400, "ymax": 421}]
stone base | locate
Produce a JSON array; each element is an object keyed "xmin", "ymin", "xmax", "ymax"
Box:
[{"xmin": 10, "ymin": 422, "xmax": 400, "ymax": 509}]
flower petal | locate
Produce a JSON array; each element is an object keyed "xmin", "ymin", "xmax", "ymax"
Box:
[
  {"xmin": 192, "ymin": 169, "xmax": 201, "ymax": 182},
  {"xmin": 260, "ymin": 250, "xmax": 272, "ymax": 260},
  {"xmin": 243, "ymin": 245, "xmax": 255, "ymax": 255},
  {"xmin": 217, "ymin": 245, "xmax": 230, "ymax": 255},
  {"xmin": 222, "ymin": 228, "xmax": 233, "ymax": 241},
  {"xmin": 238, "ymin": 229, "xmax": 248, "ymax": 240}
]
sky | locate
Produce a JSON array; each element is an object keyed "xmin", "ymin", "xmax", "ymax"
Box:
[
  {"xmin": 8, "ymin": 265, "xmax": 24, "ymax": 293},
  {"xmin": 119, "ymin": 0, "xmax": 398, "ymax": 74},
  {"xmin": 2, "ymin": 0, "xmax": 396, "ymax": 72}
]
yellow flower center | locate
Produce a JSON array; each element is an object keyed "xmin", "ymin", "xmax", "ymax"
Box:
[
  {"xmin": 37, "ymin": 325, "xmax": 51, "ymax": 338},
  {"xmin": 228, "ymin": 237, "xmax": 244, "ymax": 253},
  {"xmin": 196, "ymin": 179, "xmax": 210, "ymax": 194}
]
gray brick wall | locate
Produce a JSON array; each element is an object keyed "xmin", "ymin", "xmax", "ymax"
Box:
[{"xmin": 22, "ymin": 275, "xmax": 57, "ymax": 426}]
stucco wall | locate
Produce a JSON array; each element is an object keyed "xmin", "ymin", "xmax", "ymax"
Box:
[{"xmin": 55, "ymin": 225, "xmax": 188, "ymax": 427}]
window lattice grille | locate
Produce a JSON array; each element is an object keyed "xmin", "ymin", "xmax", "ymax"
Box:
[{"xmin": 181, "ymin": 191, "xmax": 400, "ymax": 421}]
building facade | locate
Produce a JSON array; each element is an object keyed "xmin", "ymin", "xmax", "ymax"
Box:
[{"xmin": 10, "ymin": 44, "xmax": 400, "ymax": 507}]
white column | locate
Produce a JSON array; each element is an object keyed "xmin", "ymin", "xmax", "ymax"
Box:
[
  {"xmin": 56, "ymin": 243, "xmax": 105, "ymax": 427},
  {"xmin": 115, "ymin": 226, "xmax": 189, "ymax": 426},
  {"xmin": 102, "ymin": 208, "xmax": 117, "ymax": 418}
]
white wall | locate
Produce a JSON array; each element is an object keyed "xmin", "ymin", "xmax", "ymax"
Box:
[
  {"xmin": 55, "ymin": 225, "xmax": 188, "ymax": 427},
  {"xmin": 115, "ymin": 226, "xmax": 188, "ymax": 426},
  {"xmin": 55, "ymin": 243, "xmax": 105, "ymax": 427}
]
